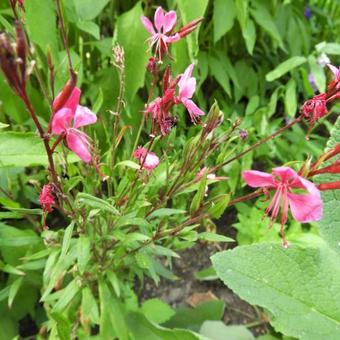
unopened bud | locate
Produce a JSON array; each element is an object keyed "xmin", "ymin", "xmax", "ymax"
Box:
[
  {"xmin": 178, "ymin": 18, "xmax": 204, "ymax": 38},
  {"xmin": 239, "ymin": 129, "xmax": 248, "ymax": 140},
  {"xmin": 52, "ymin": 76, "xmax": 77, "ymax": 113},
  {"xmin": 318, "ymin": 180, "xmax": 340, "ymax": 191}
]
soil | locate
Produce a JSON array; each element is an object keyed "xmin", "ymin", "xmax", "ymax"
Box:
[{"xmin": 139, "ymin": 211, "xmax": 270, "ymax": 337}]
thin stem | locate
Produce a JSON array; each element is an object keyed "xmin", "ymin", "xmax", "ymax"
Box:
[
  {"xmin": 227, "ymin": 190, "xmax": 263, "ymax": 206},
  {"xmin": 55, "ymin": 0, "xmax": 75, "ymax": 77},
  {"xmin": 211, "ymin": 116, "xmax": 303, "ymax": 173}
]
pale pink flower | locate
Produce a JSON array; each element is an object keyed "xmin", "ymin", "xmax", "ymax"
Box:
[
  {"xmin": 327, "ymin": 64, "xmax": 340, "ymax": 88},
  {"xmin": 176, "ymin": 64, "xmax": 204, "ymax": 123},
  {"xmin": 243, "ymin": 167, "xmax": 323, "ymax": 247},
  {"xmin": 51, "ymin": 87, "xmax": 97, "ymax": 163},
  {"xmin": 133, "ymin": 147, "xmax": 159, "ymax": 172},
  {"xmin": 141, "ymin": 7, "xmax": 180, "ymax": 60}
]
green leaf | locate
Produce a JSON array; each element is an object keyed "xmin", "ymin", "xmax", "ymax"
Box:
[
  {"xmin": 177, "ymin": 0, "xmax": 209, "ymax": 59},
  {"xmin": 0, "ymin": 224, "xmax": 40, "ymax": 247},
  {"xmin": 149, "ymin": 208, "xmax": 186, "ymax": 218},
  {"xmin": 128, "ymin": 311, "xmax": 206, "ymax": 339},
  {"xmin": 190, "ymin": 170, "xmax": 207, "ymax": 213},
  {"xmin": 114, "ymin": 160, "xmax": 140, "ymax": 170},
  {"xmin": 316, "ymin": 42, "xmax": 340, "ymax": 55},
  {"xmin": 115, "ymin": 2, "xmax": 149, "ymax": 101},
  {"xmin": 250, "ymin": 3, "xmax": 283, "ymax": 48},
  {"xmin": 77, "ymin": 193, "xmax": 119, "ymax": 214},
  {"xmin": 164, "ymin": 300, "xmax": 225, "ymax": 332},
  {"xmin": 107, "ymin": 270, "xmax": 121, "ymax": 297},
  {"xmin": 53, "ymin": 279, "xmax": 80, "ymax": 312},
  {"xmin": 142, "ymin": 298, "xmax": 175, "ymax": 324},
  {"xmin": 266, "ymin": 56, "xmax": 307, "ymax": 82},
  {"xmin": 77, "ymin": 235, "xmax": 91, "ymax": 274},
  {"xmin": 61, "ymin": 223, "xmax": 74, "ymax": 258},
  {"xmin": 284, "ymin": 78, "xmax": 297, "ymax": 117},
  {"xmin": 73, "ymin": 0, "xmax": 110, "ymax": 21},
  {"xmin": 8, "ymin": 277, "xmax": 24, "ymax": 308},
  {"xmin": 242, "ymin": 19, "xmax": 256, "ymax": 55},
  {"xmin": 200, "ymin": 321, "xmax": 254, "ymax": 340},
  {"xmin": 25, "ymin": 0, "xmax": 58, "ymax": 57},
  {"xmin": 49, "ymin": 312, "xmax": 72, "ymax": 340},
  {"xmin": 308, "ymin": 56, "xmax": 326, "ymax": 96},
  {"xmin": 195, "ymin": 267, "xmax": 218, "ymax": 281},
  {"xmin": 213, "ymin": 0, "xmax": 235, "ymax": 43},
  {"xmin": 198, "ymin": 232, "xmax": 234, "ymax": 243},
  {"xmin": 209, "ymin": 55, "xmax": 231, "ymax": 96},
  {"xmin": 76, "ymin": 21, "xmax": 100, "ymax": 40},
  {"xmin": 99, "ymin": 280, "xmax": 129, "ymax": 340},
  {"xmin": 82, "ymin": 287, "xmax": 100, "ymax": 324},
  {"xmin": 208, "ymin": 194, "xmax": 231, "ymax": 219},
  {"xmin": 212, "ymin": 242, "xmax": 340, "ymax": 340},
  {"xmin": 316, "ymin": 116, "xmax": 340, "ymax": 254}
]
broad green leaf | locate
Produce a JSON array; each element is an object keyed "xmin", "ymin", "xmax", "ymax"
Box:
[
  {"xmin": 242, "ymin": 19, "xmax": 256, "ymax": 55},
  {"xmin": 316, "ymin": 116, "xmax": 340, "ymax": 254},
  {"xmin": 266, "ymin": 56, "xmax": 307, "ymax": 82},
  {"xmin": 195, "ymin": 267, "xmax": 218, "ymax": 281},
  {"xmin": 49, "ymin": 312, "xmax": 72, "ymax": 340},
  {"xmin": 77, "ymin": 235, "xmax": 91, "ymax": 274},
  {"xmin": 209, "ymin": 55, "xmax": 231, "ymax": 97},
  {"xmin": 177, "ymin": 0, "xmax": 209, "ymax": 59},
  {"xmin": 308, "ymin": 56, "xmax": 326, "ymax": 93},
  {"xmin": 316, "ymin": 42, "xmax": 340, "ymax": 55},
  {"xmin": 142, "ymin": 298, "xmax": 175, "ymax": 324},
  {"xmin": 212, "ymin": 242, "xmax": 340, "ymax": 340},
  {"xmin": 0, "ymin": 224, "xmax": 40, "ymax": 247},
  {"xmin": 82, "ymin": 287, "xmax": 100, "ymax": 324},
  {"xmin": 164, "ymin": 300, "xmax": 225, "ymax": 332},
  {"xmin": 115, "ymin": 2, "xmax": 149, "ymax": 101},
  {"xmin": 76, "ymin": 21, "xmax": 100, "ymax": 40},
  {"xmin": 77, "ymin": 193, "xmax": 119, "ymax": 214},
  {"xmin": 25, "ymin": 0, "xmax": 58, "ymax": 57},
  {"xmin": 213, "ymin": 0, "xmax": 235, "ymax": 43},
  {"xmin": 200, "ymin": 321, "xmax": 254, "ymax": 340},
  {"xmin": 235, "ymin": 0, "xmax": 249, "ymax": 30},
  {"xmin": 107, "ymin": 270, "xmax": 121, "ymax": 297},
  {"xmin": 284, "ymin": 78, "xmax": 297, "ymax": 117},
  {"xmin": 149, "ymin": 208, "xmax": 186, "ymax": 218},
  {"xmin": 127, "ymin": 311, "xmax": 206, "ymax": 339},
  {"xmin": 198, "ymin": 232, "xmax": 234, "ymax": 243},
  {"xmin": 73, "ymin": 0, "xmax": 110, "ymax": 21}
]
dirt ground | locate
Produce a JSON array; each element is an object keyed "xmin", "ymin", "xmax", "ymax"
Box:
[{"xmin": 139, "ymin": 211, "xmax": 270, "ymax": 337}]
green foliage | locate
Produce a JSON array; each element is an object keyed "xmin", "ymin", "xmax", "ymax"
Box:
[{"xmin": 212, "ymin": 241, "xmax": 340, "ymax": 340}]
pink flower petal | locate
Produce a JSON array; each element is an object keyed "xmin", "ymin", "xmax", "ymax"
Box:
[
  {"xmin": 272, "ymin": 167, "xmax": 298, "ymax": 183},
  {"xmin": 144, "ymin": 151, "xmax": 159, "ymax": 171},
  {"xmin": 51, "ymin": 108, "xmax": 73, "ymax": 135},
  {"xmin": 327, "ymin": 64, "xmax": 339, "ymax": 77},
  {"xmin": 64, "ymin": 87, "xmax": 81, "ymax": 114},
  {"xmin": 141, "ymin": 16, "xmax": 155, "ymax": 35},
  {"xmin": 74, "ymin": 105, "xmax": 97, "ymax": 129},
  {"xmin": 162, "ymin": 10, "xmax": 177, "ymax": 33},
  {"xmin": 178, "ymin": 64, "xmax": 194, "ymax": 89},
  {"xmin": 66, "ymin": 130, "xmax": 92, "ymax": 163},
  {"xmin": 154, "ymin": 7, "xmax": 165, "ymax": 32},
  {"xmin": 242, "ymin": 170, "xmax": 276, "ymax": 188},
  {"xmin": 179, "ymin": 77, "xmax": 196, "ymax": 99},
  {"xmin": 182, "ymin": 98, "xmax": 205, "ymax": 119},
  {"xmin": 288, "ymin": 191, "xmax": 323, "ymax": 222},
  {"xmin": 164, "ymin": 33, "xmax": 181, "ymax": 43}
]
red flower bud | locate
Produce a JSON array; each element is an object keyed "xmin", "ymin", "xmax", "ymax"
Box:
[
  {"xmin": 301, "ymin": 93, "xmax": 328, "ymax": 123},
  {"xmin": 318, "ymin": 181, "xmax": 340, "ymax": 191},
  {"xmin": 178, "ymin": 18, "xmax": 204, "ymax": 38}
]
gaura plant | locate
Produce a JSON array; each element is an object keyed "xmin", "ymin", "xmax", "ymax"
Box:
[{"xmin": 0, "ymin": 1, "xmax": 339, "ymax": 339}]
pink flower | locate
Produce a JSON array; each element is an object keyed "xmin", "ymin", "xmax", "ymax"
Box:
[
  {"xmin": 39, "ymin": 184, "xmax": 55, "ymax": 213},
  {"xmin": 141, "ymin": 7, "xmax": 180, "ymax": 60},
  {"xmin": 51, "ymin": 87, "xmax": 97, "ymax": 163},
  {"xmin": 243, "ymin": 167, "xmax": 323, "ymax": 247},
  {"xmin": 176, "ymin": 64, "xmax": 204, "ymax": 123},
  {"xmin": 327, "ymin": 64, "xmax": 340, "ymax": 89},
  {"xmin": 301, "ymin": 93, "xmax": 328, "ymax": 123},
  {"xmin": 133, "ymin": 147, "xmax": 159, "ymax": 171}
]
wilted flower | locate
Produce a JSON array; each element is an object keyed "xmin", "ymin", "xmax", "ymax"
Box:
[
  {"xmin": 133, "ymin": 147, "xmax": 160, "ymax": 171},
  {"xmin": 243, "ymin": 167, "xmax": 323, "ymax": 247},
  {"xmin": 176, "ymin": 64, "xmax": 204, "ymax": 123},
  {"xmin": 141, "ymin": 7, "xmax": 180, "ymax": 61},
  {"xmin": 301, "ymin": 93, "xmax": 328, "ymax": 124},
  {"xmin": 51, "ymin": 86, "xmax": 97, "ymax": 163},
  {"xmin": 39, "ymin": 184, "xmax": 55, "ymax": 213}
]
